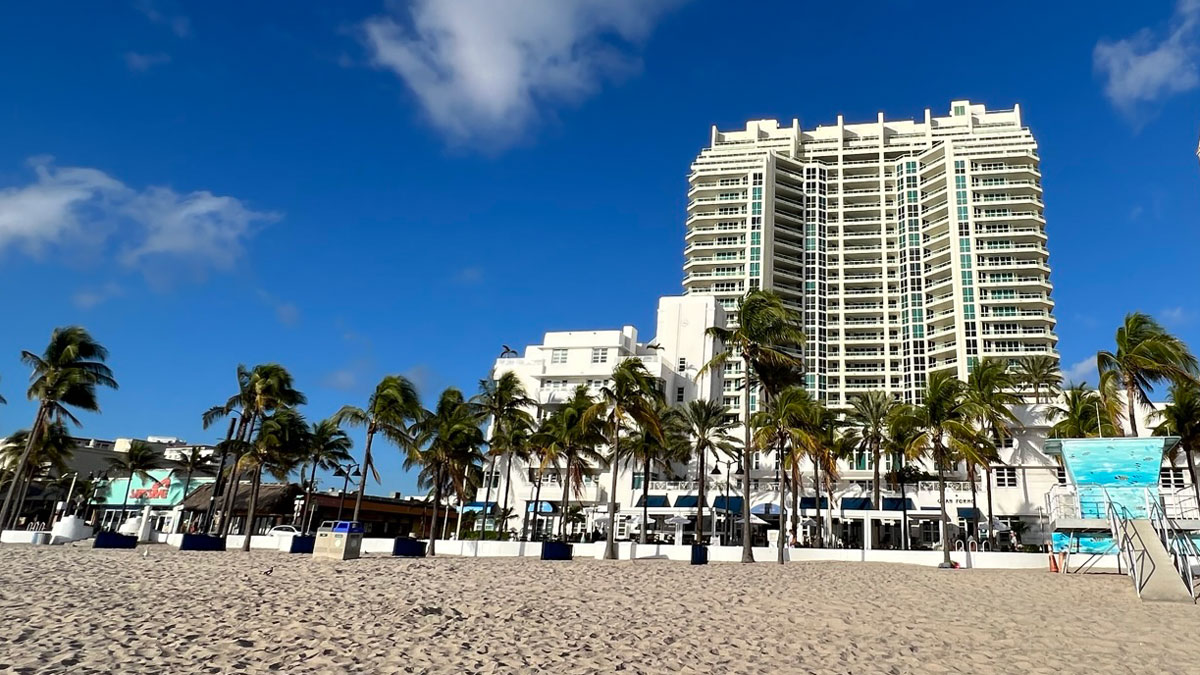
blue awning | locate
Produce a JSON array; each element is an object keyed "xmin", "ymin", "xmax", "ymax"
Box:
[
  {"xmin": 799, "ymin": 497, "xmax": 830, "ymax": 509},
  {"xmin": 882, "ymin": 497, "xmax": 915, "ymax": 511},
  {"xmin": 751, "ymin": 502, "xmax": 781, "ymax": 515},
  {"xmin": 462, "ymin": 501, "xmax": 497, "ymax": 513},
  {"xmin": 674, "ymin": 494, "xmax": 706, "ymax": 508},
  {"xmin": 636, "ymin": 494, "xmax": 670, "ymax": 508},
  {"xmin": 840, "ymin": 497, "xmax": 873, "ymax": 511},
  {"xmin": 957, "ymin": 507, "xmax": 981, "ymax": 519},
  {"xmin": 713, "ymin": 496, "xmax": 744, "ymax": 513},
  {"xmin": 526, "ymin": 501, "xmax": 558, "ymax": 513}
]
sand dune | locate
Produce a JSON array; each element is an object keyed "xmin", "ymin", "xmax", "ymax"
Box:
[{"xmin": 0, "ymin": 545, "xmax": 1196, "ymax": 674}]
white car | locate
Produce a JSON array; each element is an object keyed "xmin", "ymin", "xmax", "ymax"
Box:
[{"xmin": 265, "ymin": 525, "xmax": 302, "ymax": 537}]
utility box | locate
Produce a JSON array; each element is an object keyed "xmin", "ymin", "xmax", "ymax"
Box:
[{"xmin": 314, "ymin": 521, "xmax": 363, "ymax": 561}]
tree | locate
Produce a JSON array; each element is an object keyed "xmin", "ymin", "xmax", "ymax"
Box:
[
  {"xmin": 1013, "ymin": 355, "xmax": 1061, "ymax": 404},
  {"xmin": 678, "ymin": 399, "xmax": 739, "ymax": 547},
  {"xmin": 797, "ymin": 401, "xmax": 842, "ymax": 548},
  {"xmin": 883, "ymin": 412, "xmax": 922, "ymax": 550},
  {"xmin": 534, "ymin": 386, "xmax": 603, "ymax": 540},
  {"xmin": 1, "ymin": 422, "xmax": 73, "ymax": 528},
  {"xmin": 1097, "ymin": 312, "xmax": 1198, "ymax": 436},
  {"xmin": 0, "ymin": 327, "xmax": 118, "ymax": 530},
  {"xmin": 474, "ymin": 372, "xmax": 534, "ymax": 535},
  {"xmin": 493, "ymin": 414, "xmax": 533, "ymax": 536},
  {"xmin": 846, "ymin": 390, "xmax": 898, "ymax": 510},
  {"xmin": 626, "ymin": 401, "xmax": 689, "ymax": 544},
  {"xmin": 1151, "ymin": 381, "xmax": 1200, "ymax": 509},
  {"xmin": 240, "ymin": 407, "xmax": 310, "ymax": 550},
  {"xmin": 172, "ymin": 446, "xmax": 214, "ymax": 530},
  {"xmin": 752, "ymin": 385, "xmax": 818, "ymax": 563},
  {"xmin": 107, "ymin": 441, "xmax": 163, "ymax": 531},
  {"xmin": 584, "ymin": 358, "xmax": 665, "ymax": 560},
  {"xmin": 334, "ymin": 375, "xmax": 422, "ymax": 522},
  {"xmin": 700, "ymin": 290, "xmax": 805, "ymax": 563},
  {"xmin": 963, "ymin": 359, "xmax": 1021, "ymax": 546},
  {"xmin": 1045, "ymin": 384, "xmax": 1118, "ymax": 438},
  {"xmin": 298, "ymin": 418, "xmax": 353, "ymax": 532},
  {"xmin": 203, "ymin": 364, "xmax": 306, "ymax": 535},
  {"xmin": 406, "ymin": 387, "xmax": 484, "ymax": 556},
  {"xmin": 895, "ymin": 371, "xmax": 984, "ymax": 567}
]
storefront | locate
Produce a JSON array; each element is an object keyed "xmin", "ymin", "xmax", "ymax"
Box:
[{"xmin": 94, "ymin": 470, "xmax": 214, "ymax": 533}]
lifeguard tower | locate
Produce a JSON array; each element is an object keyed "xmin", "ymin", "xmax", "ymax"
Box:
[{"xmin": 1044, "ymin": 437, "xmax": 1199, "ymax": 603}]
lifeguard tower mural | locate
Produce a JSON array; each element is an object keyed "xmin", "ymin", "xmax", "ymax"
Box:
[{"xmin": 1045, "ymin": 437, "xmax": 1199, "ymax": 603}]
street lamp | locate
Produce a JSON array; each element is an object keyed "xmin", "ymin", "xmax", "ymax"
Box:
[{"xmin": 333, "ymin": 463, "xmax": 362, "ymax": 523}]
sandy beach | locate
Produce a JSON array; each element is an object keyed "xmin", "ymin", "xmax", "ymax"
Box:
[{"xmin": 0, "ymin": 545, "xmax": 1196, "ymax": 674}]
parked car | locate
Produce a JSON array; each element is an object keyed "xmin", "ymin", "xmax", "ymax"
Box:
[{"xmin": 265, "ymin": 525, "xmax": 301, "ymax": 537}]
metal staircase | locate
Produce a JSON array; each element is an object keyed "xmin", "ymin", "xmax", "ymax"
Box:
[
  {"xmin": 1104, "ymin": 489, "xmax": 1196, "ymax": 603},
  {"xmin": 1145, "ymin": 489, "xmax": 1199, "ymax": 602}
]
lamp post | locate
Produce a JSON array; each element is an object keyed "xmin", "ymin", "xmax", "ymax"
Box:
[
  {"xmin": 709, "ymin": 463, "xmax": 721, "ymax": 545},
  {"xmin": 333, "ymin": 463, "xmax": 361, "ymax": 523}
]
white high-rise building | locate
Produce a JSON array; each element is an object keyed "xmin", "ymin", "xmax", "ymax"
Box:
[{"xmin": 685, "ymin": 100, "xmax": 1057, "ymax": 409}]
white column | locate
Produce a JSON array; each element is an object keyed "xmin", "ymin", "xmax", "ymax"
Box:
[{"xmin": 863, "ymin": 515, "xmax": 872, "ymax": 550}]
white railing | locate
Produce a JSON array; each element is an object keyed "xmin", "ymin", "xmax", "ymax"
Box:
[
  {"xmin": 1106, "ymin": 493, "xmax": 1144, "ymax": 594},
  {"xmin": 1159, "ymin": 487, "xmax": 1200, "ymax": 520},
  {"xmin": 1146, "ymin": 488, "xmax": 1199, "ymax": 601}
]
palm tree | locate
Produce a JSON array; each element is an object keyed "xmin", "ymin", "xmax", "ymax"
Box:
[
  {"xmin": 107, "ymin": 441, "xmax": 163, "ymax": 530},
  {"xmin": 963, "ymin": 358, "xmax": 1021, "ymax": 546},
  {"xmin": 240, "ymin": 407, "xmax": 310, "ymax": 550},
  {"xmin": 895, "ymin": 371, "xmax": 983, "ymax": 566},
  {"xmin": 494, "ymin": 414, "xmax": 533, "ymax": 536},
  {"xmin": 800, "ymin": 402, "xmax": 843, "ymax": 548},
  {"xmin": 298, "ymin": 418, "xmax": 353, "ymax": 532},
  {"xmin": 700, "ymin": 290, "xmax": 805, "ymax": 563},
  {"xmin": 752, "ymin": 385, "xmax": 818, "ymax": 563},
  {"xmin": 1097, "ymin": 312, "xmax": 1199, "ymax": 436},
  {"xmin": 1, "ymin": 423, "xmax": 74, "ymax": 528},
  {"xmin": 1152, "ymin": 381, "xmax": 1200, "ymax": 509},
  {"xmin": 846, "ymin": 390, "xmax": 898, "ymax": 510},
  {"xmin": 1013, "ymin": 355, "xmax": 1061, "ymax": 404},
  {"xmin": 534, "ymin": 387, "xmax": 603, "ymax": 539},
  {"xmin": 203, "ymin": 364, "xmax": 306, "ymax": 535},
  {"xmin": 626, "ymin": 401, "xmax": 689, "ymax": 545},
  {"xmin": 884, "ymin": 412, "xmax": 921, "ymax": 550},
  {"xmin": 1045, "ymin": 384, "xmax": 1118, "ymax": 438},
  {"xmin": 172, "ymin": 446, "xmax": 214, "ymax": 527},
  {"xmin": 584, "ymin": 358, "xmax": 665, "ymax": 560},
  {"xmin": 406, "ymin": 387, "xmax": 484, "ymax": 556},
  {"xmin": 0, "ymin": 327, "xmax": 118, "ymax": 530},
  {"xmin": 678, "ymin": 399, "xmax": 739, "ymax": 547},
  {"xmin": 474, "ymin": 372, "xmax": 535, "ymax": 535},
  {"xmin": 334, "ymin": 375, "xmax": 422, "ymax": 522}
]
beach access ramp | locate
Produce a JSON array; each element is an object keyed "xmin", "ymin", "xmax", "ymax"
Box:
[{"xmin": 1113, "ymin": 517, "xmax": 1194, "ymax": 603}]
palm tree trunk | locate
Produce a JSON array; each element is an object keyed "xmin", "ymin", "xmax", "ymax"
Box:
[
  {"xmin": 985, "ymin": 466, "xmax": 996, "ymax": 549},
  {"xmin": 604, "ymin": 425, "xmax": 622, "ymax": 561},
  {"xmin": 696, "ymin": 446, "xmax": 706, "ymax": 545},
  {"xmin": 498, "ymin": 452, "xmax": 513, "ymax": 537},
  {"xmin": 0, "ymin": 402, "xmax": 48, "ymax": 529},
  {"xmin": 303, "ymin": 461, "xmax": 319, "ymax": 533},
  {"xmin": 221, "ymin": 459, "xmax": 243, "ymax": 537},
  {"xmin": 740, "ymin": 381, "xmax": 754, "ymax": 563},
  {"xmin": 899, "ymin": 458, "xmax": 910, "ymax": 551},
  {"xmin": 120, "ymin": 475, "xmax": 133, "ymax": 531},
  {"xmin": 968, "ymin": 465, "xmax": 980, "ymax": 542},
  {"xmin": 428, "ymin": 467, "xmax": 441, "ymax": 557},
  {"xmin": 481, "ymin": 455, "xmax": 496, "ymax": 538},
  {"xmin": 11, "ymin": 468, "xmax": 34, "ymax": 529},
  {"xmin": 1187, "ymin": 444, "xmax": 1200, "ymax": 515},
  {"xmin": 777, "ymin": 431, "xmax": 786, "ymax": 564},
  {"xmin": 813, "ymin": 461, "xmax": 823, "ymax": 547},
  {"xmin": 639, "ymin": 455, "xmax": 650, "ymax": 545},
  {"xmin": 790, "ymin": 463, "xmax": 799, "ymax": 542},
  {"xmin": 559, "ymin": 456, "xmax": 573, "ymax": 539},
  {"xmin": 937, "ymin": 460, "xmax": 951, "ymax": 567},
  {"xmin": 531, "ymin": 472, "xmax": 543, "ymax": 541},
  {"xmin": 872, "ymin": 440, "xmax": 882, "ymax": 509},
  {"xmin": 352, "ymin": 426, "xmax": 376, "ymax": 522},
  {"xmin": 1124, "ymin": 379, "xmax": 1140, "ymax": 437},
  {"xmin": 241, "ymin": 465, "xmax": 263, "ymax": 552}
]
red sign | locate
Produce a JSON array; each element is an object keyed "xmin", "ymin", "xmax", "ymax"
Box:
[{"xmin": 131, "ymin": 476, "xmax": 171, "ymax": 500}]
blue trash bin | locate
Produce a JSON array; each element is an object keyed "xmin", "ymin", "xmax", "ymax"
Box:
[
  {"xmin": 288, "ymin": 535, "xmax": 316, "ymax": 554},
  {"xmin": 392, "ymin": 537, "xmax": 427, "ymax": 557},
  {"xmin": 93, "ymin": 532, "xmax": 138, "ymax": 549},
  {"xmin": 541, "ymin": 541, "xmax": 573, "ymax": 561},
  {"xmin": 690, "ymin": 544, "xmax": 708, "ymax": 565},
  {"xmin": 179, "ymin": 534, "xmax": 226, "ymax": 551}
]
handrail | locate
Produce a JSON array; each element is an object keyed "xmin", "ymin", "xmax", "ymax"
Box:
[
  {"xmin": 1145, "ymin": 488, "xmax": 1199, "ymax": 600},
  {"xmin": 1104, "ymin": 489, "xmax": 1145, "ymax": 596}
]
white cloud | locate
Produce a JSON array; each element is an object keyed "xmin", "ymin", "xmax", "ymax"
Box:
[
  {"xmin": 73, "ymin": 282, "xmax": 124, "ymax": 309},
  {"xmin": 1160, "ymin": 306, "xmax": 1193, "ymax": 325},
  {"xmin": 255, "ymin": 289, "xmax": 301, "ymax": 326},
  {"xmin": 321, "ymin": 368, "xmax": 358, "ymax": 391},
  {"xmin": 1063, "ymin": 357, "xmax": 1098, "ymax": 386},
  {"xmin": 361, "ymin": 0, "xmax": 683, "ymax": 147},
  {"xmin": 134, "ymin": 0, "xmax": 191, "ymax": 37},
  {"xmin": 0, "ymin": 157, "xmax": 277, "ymax": 283},
  {"xmin": 124, "ymin": 52, "xmax": 171, "ymax": 72},
  {"xmin": 1094, "ymin": 0, "xmax": 1200, "ymax": 116}
]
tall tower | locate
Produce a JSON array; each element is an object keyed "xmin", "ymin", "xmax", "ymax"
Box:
[{"xmin": 684, "ymin": 101, "xmax": 1057, "ymax": 414}]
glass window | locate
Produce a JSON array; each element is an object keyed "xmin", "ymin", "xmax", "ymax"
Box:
[
  {"xmin": 551, "ymin": 349, "xmax": 567, "ymax": 364},
  {"xmin": 591, "ymin": 348, "xmax": 608, "ymax": 364},
  {"xmin": 994, "ymin": 467, "xmax": 1017, "ymax": 488}
]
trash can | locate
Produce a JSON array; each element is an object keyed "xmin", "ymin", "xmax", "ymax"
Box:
[
  {"xmin": 314, "ymin": 521, "xmax": 363, "ymax": 560},
  {"xmin": 392, "ymin": 537, "xmax": 427, "ymax": 557},
  {"xmin": 690, "ymin": 543, "xmax": 708, "ymax": 565},
  {"xmin": 31, "ymin": 532, "xmax": 51, "ymax": 546},
  {"xmin": 541, "ymin": 541, "xmax": 573, "ymax": 561}
]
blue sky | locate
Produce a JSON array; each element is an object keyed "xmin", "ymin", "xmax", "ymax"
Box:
[{"xmin": 1, "ymin": 1, "xmax": 1198, "ymax": 496}]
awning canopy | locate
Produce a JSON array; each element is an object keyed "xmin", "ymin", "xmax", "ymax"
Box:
[
  {"xmin": 957, "ymin": 507, "xmax": 981, "ymax": 519},
  {"xmin": 751, "ymin": 502, "xmax": 782, "ymax": 515},
  {"xmin": 526, "ymin": 501, "xmax": 558, "ymax": 513},
  {"xmin": 462, "ymin": 501, "xmax": 497, "ymax": 513},
  {"xmin": 713, "ymin": 496, "xmax": 744, "ymax": 513},
  {"xmin": 840, "ymin": 497, "xmax": 872, "ymax": 511},
  {"xmin": 882, "ymin": 497, "xmax": 915, "ymax": 511},
  {"xmin": 674, "ymin": 494, "xmax": 706, "ymax": 508},
  {"xmin": 636, "ymin": 495, "xmax": 670, "ymax": 508},
  {"xmin": 799, "ymin": 497, "xmax": 830, "ymax": 509}
]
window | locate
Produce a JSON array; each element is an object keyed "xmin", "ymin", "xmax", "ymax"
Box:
[
  {"xmin": 551, "ymin": 349, "xmax": 567, "ymax": 364},
  {"xmin": 591, "ymin": 348, "xmax": 608, "ymax": 364},
  {"xmin": 994, "ymin": 467, "xmax": 1017, "ymax": 488},
  {"xmin": 676, "ymin": 386, "xmax": 685, "ymax": 403},
  {"xmin": 1056, "ymin": 466, "xmax": 1067, "ymax": 485},
  {"xmin": 1162, "ymin": 468, "xmax": 1188, "ymax": 489},
  {"xmin": 677, "ymin": 357, "xmax": 687, "ymax": 372},
  {"xmin": 953, "ymin": 105, "xmax": 966, "ymax": 116}
]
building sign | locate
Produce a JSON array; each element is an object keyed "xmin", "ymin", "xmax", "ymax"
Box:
[{"xmin": 100, "ymin": 470, "xmax": 214, "ymax": 507}]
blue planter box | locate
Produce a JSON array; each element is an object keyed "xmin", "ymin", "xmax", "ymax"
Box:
[
  {"xmin": 690, "ymin": 544, "xmax": 709, "ymax": 565},
  {"xmin": 93, "ymin": 532, "xmax": 137, "ymax": 549},
  {"xmin": 288, "ymin": 535, "xmax": 315, "ymax": 554},
  {"xmin": 179, "ymin": 534, "xmax": 226, "ymax": 551},
  {"xmin": 392, "ymin": 538, "xmax": 427, "ymax": 557},
  {"xmin": 541, "ymin": 541, "xmax": 573, "ymax": 561}
]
